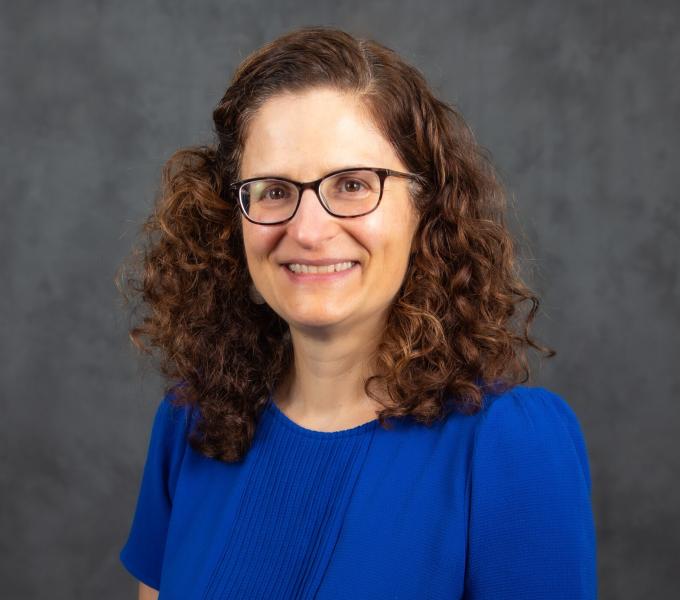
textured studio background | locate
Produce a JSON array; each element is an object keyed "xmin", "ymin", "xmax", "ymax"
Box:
[{"xmin": 1, "ymin": 1, "xmax": 678, "ymax": 598}]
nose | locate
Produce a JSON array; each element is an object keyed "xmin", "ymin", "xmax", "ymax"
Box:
[{"xmin": 284, "ymin": 187, "xmax": 338, "ymax": 245}]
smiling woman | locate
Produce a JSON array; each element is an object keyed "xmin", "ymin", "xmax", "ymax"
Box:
[{"xmin": 116, "ymin": 25, "xmax": 596, "ymax": 599}]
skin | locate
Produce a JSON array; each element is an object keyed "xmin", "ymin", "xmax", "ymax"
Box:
[
  {"xmin": 138, "ymin": 582, "xmax": 158, "ymax": 599},
  {"xmin": 239, "ymin": 87, "xmax": 420, "ymax": 430}
]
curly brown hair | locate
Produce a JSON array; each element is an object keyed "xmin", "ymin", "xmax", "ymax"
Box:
[{"xmin": 115, "ymin": 25, "xmax": 555, "ymax": 463}]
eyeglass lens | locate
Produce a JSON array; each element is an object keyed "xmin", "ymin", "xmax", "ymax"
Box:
[{"xmin": 240, "ymin": 169, "xmax": 381, "ymax": 224}]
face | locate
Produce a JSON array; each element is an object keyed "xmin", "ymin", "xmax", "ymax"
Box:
[{"xmin": 239, "ymin": 87, "xmax": 420, "ymax": 335}]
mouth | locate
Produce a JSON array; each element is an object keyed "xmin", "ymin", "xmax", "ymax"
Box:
[
  {"xmin": 281, "ymin": 261, "xmax": 360, "ymax": 282},
  {"xmin": 283, "ymin": 260, "xmax": 358, "ymax": 275}
]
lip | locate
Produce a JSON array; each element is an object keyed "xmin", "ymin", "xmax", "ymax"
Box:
[
  {"xmin": 279, "ymin": 258, "xmax": 359, "ymax": 266},
  {"xmin": 281, "ymin": 261, "xmax": 360, "ymax": 283}
]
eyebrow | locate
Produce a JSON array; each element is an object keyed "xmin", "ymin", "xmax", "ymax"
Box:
[{"xmin": 245, "ymin": 164, "xmax": 375, "ymax": 180}]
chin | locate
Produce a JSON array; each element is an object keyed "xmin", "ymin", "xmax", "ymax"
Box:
[
  {"xmin": 289, "ymin": 314, "xmax": 347, "ymax": 329},
  {"xmin": 283, "ymin": 306, "xmax": 352, "ymax": 330}
]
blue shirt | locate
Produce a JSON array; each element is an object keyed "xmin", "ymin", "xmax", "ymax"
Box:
[{"xmin": 119, "ymin": 384, "xmax": 597, "ymax": 598}]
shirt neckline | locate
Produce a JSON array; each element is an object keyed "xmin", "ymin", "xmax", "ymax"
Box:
[{"xmin": 265, "ymin": 394, "xmax": 380, "ymax": 439}]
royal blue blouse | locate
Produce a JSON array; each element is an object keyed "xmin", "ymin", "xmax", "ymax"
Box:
[{"xmin": 119, "ymin": 384, "xmax": 597, "ymax": 598}]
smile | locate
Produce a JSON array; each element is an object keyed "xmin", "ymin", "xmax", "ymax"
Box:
[{"xmin": 286, "ymin": 261, "xmax": 356, "ymax": 274}]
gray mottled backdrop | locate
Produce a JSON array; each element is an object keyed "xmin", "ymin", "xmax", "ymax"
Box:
[{"xmin": 2, "ymin": 1, "xmax": 678, "ymax": 598}]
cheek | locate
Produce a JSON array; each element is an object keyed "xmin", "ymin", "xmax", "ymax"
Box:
[
  {"xmin": 242, "ymin": 222, "xmax": 279, "ymax": 261},
  {"xmin": 356, "ymin": 217, "xmax": 413, "ymax": 286},
  {"xmin": 361, "ymin": 211, "xmax": 413, "ymax": 257},
  {"xmin": 241, "ymin": 224, "xmax": 282, "ymax": 286}
]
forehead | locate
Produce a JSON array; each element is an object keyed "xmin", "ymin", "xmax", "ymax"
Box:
[{"xmin": 239, "ymin": 88, "xmax": 398, "ymax": 180}]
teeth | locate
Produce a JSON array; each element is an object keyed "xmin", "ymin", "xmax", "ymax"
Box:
[{"xmin": 286, "ymin": 261, "xmax": 356, "ymax": 274}]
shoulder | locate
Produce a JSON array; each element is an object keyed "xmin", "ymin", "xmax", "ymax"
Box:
[
  {"xmin": 153, "ymin": 387, "xmax": 195, "ymax": 437},
  {"xmin": 463, "ymin": 385, "xmax": 597, "ymax": 595},
  {"xmin": 469, "ymin": 384, "xmax": 592, "ymax": 493},
  {"xmin": 476, "ymin": 384, "xmax": 586, "ymax": 439},
  {"xmin": 119, "ymin": 388, "xmax": 197, "ymax": 589},
  {"xmin": 480, "ymin": 385, "xmax": 578, "ymax": 429},
  {"xmin": 145, "ymin": 386, "xmax": 197, "ymax": 495}
]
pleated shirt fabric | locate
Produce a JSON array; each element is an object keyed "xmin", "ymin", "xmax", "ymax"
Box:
[{"xmin": 119, "ymin": 384, "xmax": 597, "ymax": 599}]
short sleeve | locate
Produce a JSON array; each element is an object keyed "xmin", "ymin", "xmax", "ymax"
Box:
[
  {"xmin": 463, "ymin": 386, "xmax": 597, "ymax": 599},
  {"xmin": 119, "ymin": 391, "xmax": 192, "ymax": 589}
]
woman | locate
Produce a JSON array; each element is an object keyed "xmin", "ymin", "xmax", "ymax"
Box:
[{"xmin": 118, "ymin": 26, "xmax": 596, "ymax": 599}]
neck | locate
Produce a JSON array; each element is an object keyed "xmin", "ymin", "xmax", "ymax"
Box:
[{"xmin": 274, "ymin": 316, "xmax": 388, "ymax": 425}]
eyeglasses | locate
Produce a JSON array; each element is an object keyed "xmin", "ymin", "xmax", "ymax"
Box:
[{"xmin": 228, "ymin": 166, "xmax": 426, "ymax": 225}]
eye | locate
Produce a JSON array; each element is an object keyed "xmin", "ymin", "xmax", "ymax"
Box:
[
  {"xmin": 265, "ymin": 186, "xmax": 287, "ymax": 200},
  {"xmin": 340, "ymin": 178, "xmax": 365, "ymax": 193},
  {"xmin": 256, "ymin": 183, "xmax": 293, "ymax": 202},
  {"xmin": 334, "ymin": 176, "xmax": 373, "ymax": 194}
]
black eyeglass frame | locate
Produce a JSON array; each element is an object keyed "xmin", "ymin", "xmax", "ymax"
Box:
[{"xmin": 228, "ymin": 166, "xmax": 427, "ymax": 226}]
